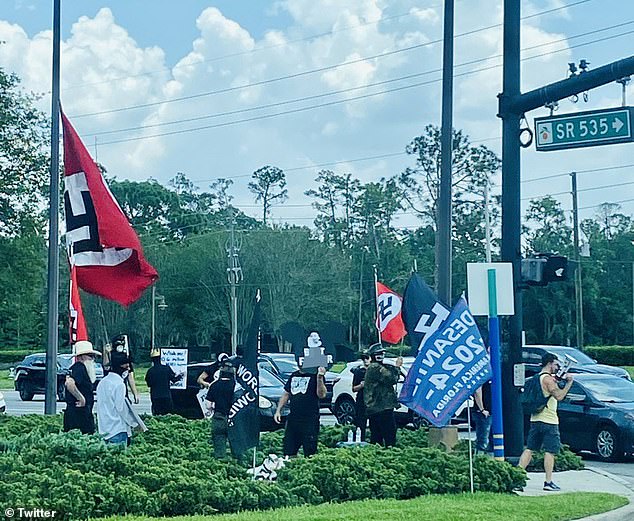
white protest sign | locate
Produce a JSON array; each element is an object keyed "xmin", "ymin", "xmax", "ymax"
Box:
[{"xmin": 160, "ymin": 348, "xmax": 188, "ymax": 389}]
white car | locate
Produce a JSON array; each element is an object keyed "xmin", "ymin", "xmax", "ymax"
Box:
[
  {"xmin": 331, "ymin": 357, "xmax": 470, "ymax": 427},
  {"xmin": 0, "ymin": 391, "xmax": 6, "ymax": 413}
]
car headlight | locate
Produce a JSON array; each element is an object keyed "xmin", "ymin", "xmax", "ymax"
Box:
[
  {"xmin": 626, "ymin": 412, "xmax": 634, "ymax": 422},
  {"xmin": 259, "ymin": 396, "xmax": 273, "ymax": 409}
]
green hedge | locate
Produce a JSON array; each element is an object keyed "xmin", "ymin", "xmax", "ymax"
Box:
[
  {"xmin": 0, "ymin": 415, "xmax": 525, "ymax": 520},
  {"xmin": 0, "ymin": 349, "xmax": 34, "ymax": 364},
  {"xmin": 585, "ymin": 346, "xmax": 634, "ymax": 366}
]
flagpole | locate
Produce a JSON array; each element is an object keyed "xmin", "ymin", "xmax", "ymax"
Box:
[
  {"xmin": 373, "ymin": 265, "xmax": 381, "ymax": 345},
  {"xmin": 45, "ymin": 0, "xmax": 62, "ymax": 415},
  {"xmin": 467, "ymin": 401, "xmax": 474, "ymax": 494},
  {"xmin": 252, "ymin": 288, "xmax": 261, "ymax": 479}
]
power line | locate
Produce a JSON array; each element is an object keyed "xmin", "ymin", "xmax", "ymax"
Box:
[
  {"xmin": 62, "ymin": 2, "xmax": 449, "ymax": 92},
  {"xmin": 90, "ymin": 27, "xmax": 634, "ymax": 146},
  {"xmin": 523, "ymin": 179, "xmax": 634, "ymax": 201},
  {"xmin": 82, "ymin": 19, "xmax": 633, "ymax": 139},
  {"xmin": 69, "ymin": 0, "xmax": 595, "ymax": 119}
]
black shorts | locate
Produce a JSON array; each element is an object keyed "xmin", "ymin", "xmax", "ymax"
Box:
[
  {"xmin": 283, "ymin": 416, "xmax": 320, "ymax": 457},
  {"xmin": 526, "ymin": 421, "xmax": 561, "ymax": 454}
]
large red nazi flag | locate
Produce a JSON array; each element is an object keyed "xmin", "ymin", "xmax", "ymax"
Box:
[{"xmin": 62, "ymin": 111, "xmax": 158, "ymax": 306}]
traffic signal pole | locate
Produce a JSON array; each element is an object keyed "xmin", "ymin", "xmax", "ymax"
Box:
[{"xmin": 498, "ymin": 0, "xmax": 634, "ymax": 457}]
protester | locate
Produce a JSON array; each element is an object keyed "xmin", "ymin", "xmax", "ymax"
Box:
[
  {"xmin": 110, "ymin": 334, "xmax": 140, "ymax": 404},
  {"xmin": 351, "ymin": 352, "xmax": 371, "ymax": 441},
  {"xmin": 63, "ymin": 340, "xmax": 101, "ymax": 434},
  {"xmin": 96, "ymin": 352, "xmax": 139, "ymax": 445},
  {"xmin": 274, "ymin": 361, "xmax": 327, "ymax": 457},
  {"xmin": 145, "ymin": 348, "xmax": 180, "ymax": 415},
  {"xmin": 364, "ymin": 344, "xmax": 401, "ymax": 447},
  {"xmin": 519, "ymin": 352, "xmax": 574, "ymax": 491},
  {"xmin": 205, "ymin": 357, "xmax": 237, "ymax": 458},
  {"xmin": 473, "ymin": 380, "xmax": 492, "ymax": 454},
  {"xmin": 197, "ymin": 352, "xmax": 230, "ymax": 390}
]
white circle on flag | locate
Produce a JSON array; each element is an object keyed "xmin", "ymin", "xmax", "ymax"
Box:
[{"xmin": 377, "ymin": 292, "xmax": 402, "ymax": 331}]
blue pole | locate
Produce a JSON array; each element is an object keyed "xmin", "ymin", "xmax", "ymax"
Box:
[{"xmin": 488, "ymin": 269, "xmax": 505, "ymax": 460}]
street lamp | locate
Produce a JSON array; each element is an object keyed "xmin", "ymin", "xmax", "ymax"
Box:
[{"xmin": 151, "ymin": 286, "xmax": 167, "ymax": 351}]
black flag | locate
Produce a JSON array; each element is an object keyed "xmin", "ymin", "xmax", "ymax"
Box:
[
  {"xmin": 402, "ymin": 273, "xmax": 450, "ymax": 355},
  {"xmin": 228, "ymin": 290, "xmax": 261, "ymax": 457}
]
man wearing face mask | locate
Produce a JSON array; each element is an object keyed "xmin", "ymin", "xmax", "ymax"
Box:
[
  {"xmin": 205, "ymin": 358, "xmax": 237, "ymax": 458},
  {"xmin": 364, "ymin": 344, "xmax": 402, "ymax": 447},
  {"xmin": 96, "ymin": 352, "xmax": 138, "ymax": 445},
  {"xmin": 110, "ymin": 334, "xmax": 140, "ymax": 404},
  {"xmin": 64, "ymin": 341, "xmax": 101, "ymax": 434}
]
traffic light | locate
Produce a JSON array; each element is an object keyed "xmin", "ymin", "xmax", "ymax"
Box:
[{"xmin": 521, "ymin": 254, "xmax": 571, "ymax": 286}]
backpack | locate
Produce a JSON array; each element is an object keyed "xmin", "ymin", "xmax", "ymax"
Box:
[{"xmin": 521, "ymin": 374, "xmax": 550, "ymax": 415}]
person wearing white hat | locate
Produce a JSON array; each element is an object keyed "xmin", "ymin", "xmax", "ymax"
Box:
[{"xmin": 63, "ymin": 340, "xmax": 101, "ymax": 434}]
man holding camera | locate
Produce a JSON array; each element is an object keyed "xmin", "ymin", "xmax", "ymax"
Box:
[{"xmin": 519, "ymin": 352, "xmax": 574, "ymax": 491}]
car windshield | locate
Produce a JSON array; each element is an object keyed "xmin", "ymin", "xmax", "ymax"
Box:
[
  {"xmin": 546, "ymin": 347, "xmax": 595, "ymax": 365},
  {"xmin": 57, "ymin": 356, "xmax": 73, "ymax": 370},
  {"xmin": 582, "ymin": 377, "xmax": 634, "ymax": 403},
  {"xmin": 259, "ymin": 369, "xmax": 284, "ymax": 388},
  {"xmin": 272, "ymin": 358, "xmax": 298, "ymax": 374}
]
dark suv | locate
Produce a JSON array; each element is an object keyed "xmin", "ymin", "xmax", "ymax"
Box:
[{"xmin": 14, "ymin": 353, "xmax": 104, "ymax": 402}]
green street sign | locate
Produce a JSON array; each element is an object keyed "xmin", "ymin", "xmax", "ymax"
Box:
[{"xmin": 534, "ymin": 107, "xmax": 634, "ymax": 151}]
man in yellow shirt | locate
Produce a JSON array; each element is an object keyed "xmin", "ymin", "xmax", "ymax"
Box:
[{"xmin": 518, "ymin": 352, "xmax": 573, "ymax": 491}]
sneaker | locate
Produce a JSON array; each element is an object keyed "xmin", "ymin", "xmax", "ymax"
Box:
[{"xmin": 543, "ymin": 481, "xmax": 561, "ymax": 491}]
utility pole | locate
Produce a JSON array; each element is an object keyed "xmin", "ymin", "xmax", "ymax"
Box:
[
  {"xmin": 437, "ymin": 0, "xmax": 454, "ymax": 306},
  {"xmin": 571, "ymin": 172, "xmax": 584, "ymax": 349},
  {"xmin": 226, "ymin": 219, "xmax": 243, "ymax": 355},
  {"xmin": 484, "ymin": 182, "xmax": 492, "ymax": 263},
  {"xmin": 45, "ymin": 0, "xmax": 61, "ymax": 415},
  {"xmin": 498, "ymin": 0, "xmax": 634, "ymax": 457}
]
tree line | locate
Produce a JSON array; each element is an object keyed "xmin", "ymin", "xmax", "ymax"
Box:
[{"xmin": 1, "ymin": 66, "xmax": 633, "ymax": 357}]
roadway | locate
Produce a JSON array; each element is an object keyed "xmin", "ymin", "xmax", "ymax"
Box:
[{"xmin": 0, "ymin": 390, "xmax": 339, "ymax": 425}]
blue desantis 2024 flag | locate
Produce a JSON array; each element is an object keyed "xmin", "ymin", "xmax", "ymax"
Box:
[{"xmin": 399, "ymin": 297, "xmax": 492, "ymax": 427}]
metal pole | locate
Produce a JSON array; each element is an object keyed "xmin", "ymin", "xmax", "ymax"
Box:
[
  {"xmin": 151, "ymin": 285, "xmax": 156, "ymax": 351},
  {"xmin": 358, "ymin": 250, "xmax": 364, "ymax": 351},
  {"xmin": 45, "ymin": 0, "xmax": 61, "ymax": 415},
  {"xmin": 484, "ymin": 182, "xmax": 492, "ymax": 263},
  {"xmin": 437, "ymin": 0, "xmax": 454, "ymax": 306},
  {"xmin": 229, "ymin": 222, "xmax": 238, "ymax": 356},
  {"xmin": 488, "ymin": 269, "xmax": 505, "ymax": 461},
  {"xmin": 467, "ymin": 402, "xmax": 474, "ymax": 494},
  {"xmin": 373, "ymin": 265, "xmax": 381, "ymax": 345},
  {"xmin": 571, "ymin": 172, "xmax": 584, "ymax": 349},
  {"xmin": 499, "ymin": 0, "xmax": 524, "ymax": 457}
]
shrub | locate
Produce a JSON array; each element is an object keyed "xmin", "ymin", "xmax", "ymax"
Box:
[
  {"xmin": 0, "ymin": 415, "xmax": 526, "ymax": 519},
  {"xmin": 585, "ymin": 345, "xmax": 634, "ymax": 366},
  {"xmin": 0, "ymin": 349, "xmax": 34, "ymax": 364},
  {"xmin": 527, "ymin": 445, "xmax": 584, "ymax": 472}
]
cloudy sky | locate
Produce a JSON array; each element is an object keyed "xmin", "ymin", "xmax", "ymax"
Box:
[{"xmin": 1, "ymin": 0, "xmax": 633, "ymax": 229}]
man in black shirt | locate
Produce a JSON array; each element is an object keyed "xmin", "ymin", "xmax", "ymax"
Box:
[
  {"xmin": 351, "ymin": 352, "xmax": 371, "ymax": 441},
  {"xmin": 274, "ymin": 362, "xmax": 327, "ymax": 457},
  {"xmin": 64, "ymin": 340, "xmax": 101, "ymax": 434},
  {"xmin": 205, "ymin": 358, "xmax": 237, "ymax": 458},
  {"xmin": 145, "ymin": 348, "xmax": 180, "ymax": 416}
]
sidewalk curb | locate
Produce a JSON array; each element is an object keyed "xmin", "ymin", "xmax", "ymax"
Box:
[
  {"xmin": 585, "ymin": 466, "xmax": 634, "ymax": 492},
  {"xmin": 578, "ymin": 499, "xmax": 634, "ymax": 521},
  {"xmin": 579, "ymin": 466, "xmax": 634, "ymax": 521}
]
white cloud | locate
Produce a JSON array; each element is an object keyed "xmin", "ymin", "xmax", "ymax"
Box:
[{"xmin": 1, "ymin": 0, "xmax": 632, "ymax": 224}]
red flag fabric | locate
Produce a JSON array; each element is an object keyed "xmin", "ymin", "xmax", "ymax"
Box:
[
  {"xmin": 376, "ymin": 282, "xmax": 407, "ymax": 344},
  {"xmin": 61, "ymin": 111, "xmax": 158, "ymax": 306},
  {"xmin": 69, "ymin": 264, "xmax": 88, "ymax": 344}
]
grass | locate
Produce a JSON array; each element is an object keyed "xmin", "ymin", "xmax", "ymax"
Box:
[
  {"xmin": 0, "ymin": 370, "xmax": 14, "ymax": 391},
  {"xmin": 623, "ymin": 366, "xmax": 634, "ymax": 380},
  {"xmin": 131, "ymin": 364, "xmax": 150, "ymax": 394},
  {"xmin": 112, "ymin": 492, "xmax": 627, "ymax": 521}
]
